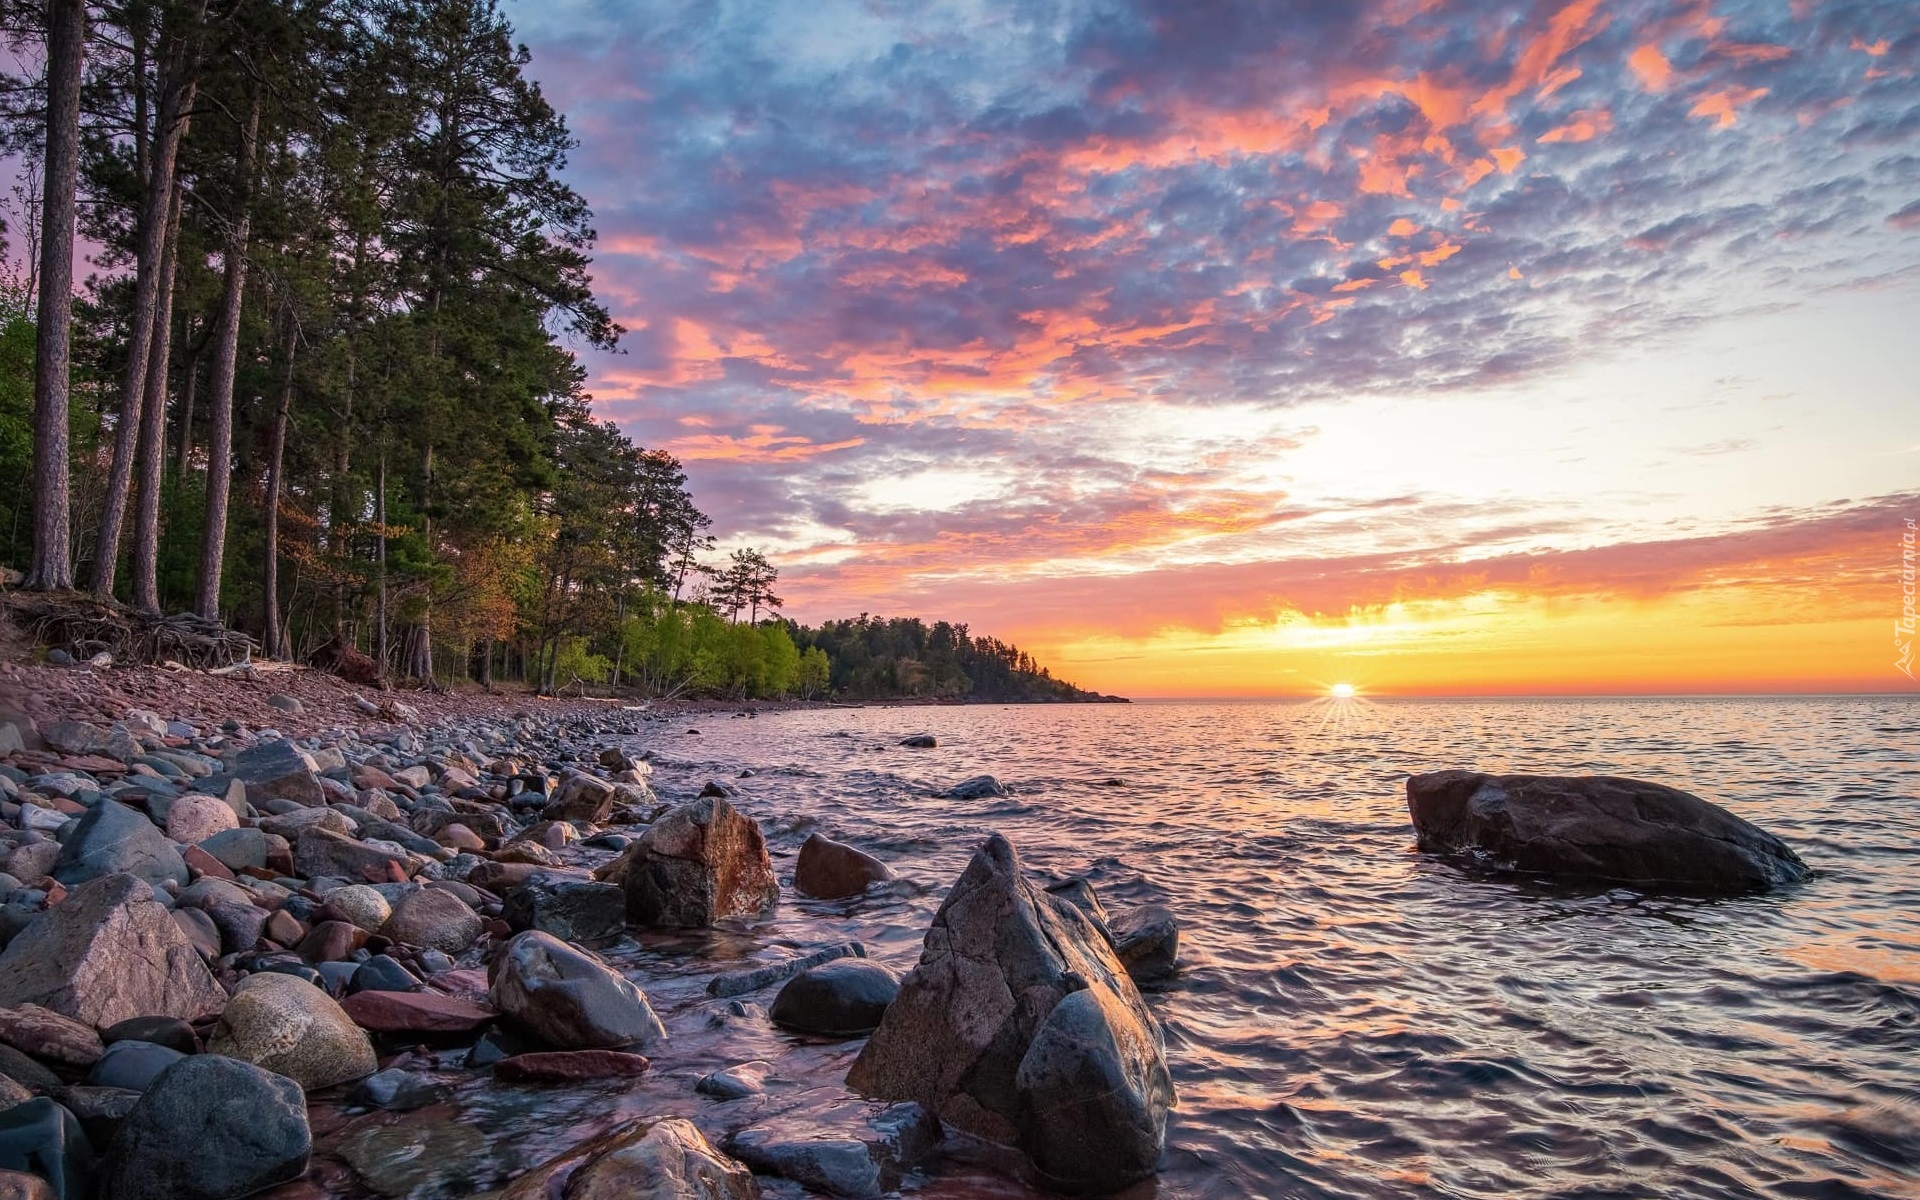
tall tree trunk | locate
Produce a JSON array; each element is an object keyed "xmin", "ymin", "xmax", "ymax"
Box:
[
  {"xmin": 376, "ymin": 445, "xmax": 388, "ymax": 675},
  {"xmin": 131, "ymin": 180, "xmax": 186, "ymax": 613},
  {"xmin": 25, "ymin": 0, "xmax": 85, "ymax": 592},
  {"xmin": 262, "ymin": 319, "xmax": 297, "ymax": 658},
  {"xmin": 195, "ymin": 91, "xmax": 262, "ymax": 621},
  {"xmin": 95, "ymin": 29, "xmax": 200, "ymax": 598},
  {"xmin": 173, "ymin": 327, "xmax": 198, "ymax": 476}
]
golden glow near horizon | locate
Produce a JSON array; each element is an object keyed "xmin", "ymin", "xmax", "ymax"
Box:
[{"xmin": 1330, "ymin": 682, "xmax": 1357, "ymax": 698}]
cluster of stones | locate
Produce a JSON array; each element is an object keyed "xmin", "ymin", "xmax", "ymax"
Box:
[{"xmin": 0, "ymin": 698, "xmax": 1185, "ymax": 1199}]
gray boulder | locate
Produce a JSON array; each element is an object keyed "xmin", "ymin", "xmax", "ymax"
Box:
[
  {"xmin": 845, "ymin": 834, "xmax": 1171, "ymax": 1194},
  {"xmin": 0, "ymin": 874, "xmax": 226, "ymax": 1028},
  {"xmin": 1405, "ymin": 770, "xmax": 1809, "ymax": 894},
  {"xmin": 50, "ymin": 802, "xmax": 187, "ymax": 890},
  {"xmin": 728, "ymin": 1101, "xmax": 938, "ymax": 1200},
  {"xmin": 231, "ymin": 740, "xmax": 324, "ymax": 807},
  {"xmin": 292, "ymin": 827, "xmax": 409, "ymax": 883},
  {"xmin": 378, "ymin": 886, "xmax": 482, "ymax": 954},
  {"xmin": 490, "ymin": 931, "xmax": 665, "ymax": 1050},
  {"xmin": 98, "ymin": 1054, "xmax": 310, "ymax": 1199},
  {"xmin": 502, "ymin": 874, "xmax": 626, "ymax": 942},
  {"xmin": 623, "ymin": 797, "xmax": 778, "ymax": 928},
  {"xmin": 207, "ymin": 972, "xmax": 376, "ymax": 1091}
]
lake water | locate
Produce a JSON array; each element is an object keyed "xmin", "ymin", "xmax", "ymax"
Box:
[{"xmin": 321, "ymin": 696, "xmax": 1920, "ymax": 1199}]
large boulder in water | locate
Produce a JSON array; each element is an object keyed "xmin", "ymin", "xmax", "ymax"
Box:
[
  {"xmin": 792, "ymin": 834, "xmax": 893, "ymax": 900},
  {"xmin": 845, "ymin": 834, "xmax": 1172, "ymax": 1193},
  {"xmin": 490, "ymin": 931, "xmax": 665, "ymax": 1050},
  {"xmin": 0, "ymin": 874, "xmax": 226, "ymax": 1028},
  {"xmin": 1405, "ymin": 770, "xmax": 1809, "ymax": 894},
  {"xmin": 622, "ymin": 797, "xmax": 778, "ymax": 928}
]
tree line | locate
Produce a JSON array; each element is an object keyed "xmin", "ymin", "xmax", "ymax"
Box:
[
  {"xmin": 0, "ymin": 0, "xmax": 1119, "ymax": 705},
  {"xmin": 0, "ymin": 0, "xmax": 728, "ymax": 691}
]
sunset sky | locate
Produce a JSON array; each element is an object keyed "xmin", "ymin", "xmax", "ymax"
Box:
[{"xmin": 503, "ymin": 0, "xmax": 1920, "ymax": 697}]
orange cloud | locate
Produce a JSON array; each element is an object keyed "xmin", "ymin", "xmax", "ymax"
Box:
[
  {"xmin": 1629, "ymin": 43, "xmax": 1674, "ymax": 91},
  {"xmin": 1537, "ymin": 108, "xmax": 1614, "ymax": 143},
  {"xmin": 1690, "ymin": 86, "xmax": 1769, "ymax": 129}
]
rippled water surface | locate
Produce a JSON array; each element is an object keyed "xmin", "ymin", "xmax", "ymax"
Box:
[{"xmin": 330, "ymin": 697, "xmax": 1920, "ymax": 1199}]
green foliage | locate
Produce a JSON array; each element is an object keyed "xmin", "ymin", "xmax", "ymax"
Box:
[
  {"xmin": 0, "ymin": 302, "xmax": 35, "ymax": 571},
  {"xmin": 789, "ymin": 615, "xmax": 1113, "ymax": 702}
]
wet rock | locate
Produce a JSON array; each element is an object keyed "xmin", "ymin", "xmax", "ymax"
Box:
[
  {"xmin": 543, "ymin": 776, "xmax": 615, "ymax": 824},
  {"xmin": 0, "ymin": 873, "xmax": 226, "ymax": 1027},
  {"xmin": 793, "ymin": 834, "xmax": 894, "ymax": 900},
  {"xmin": 1110, "ymin": 905, "xmax": 1180, "ymax": 983},
  {"xmin": 338, "ymin": 989, "xmax": 494, "ymax": 1035},
  {"xmin": 493, "ymin": 1049, "xmax": 650, "ymax": 1082},
  {"xmin": 319, "ymin": 884, "xmax": 391, "ymax": 933},
  {"xmin": 769, "ymin": 960, "xmax": 900, "ymax": 1037},
  {"xmin": 378, "ymin": 886, "xmax": 481, "ymax": 954},
  {"xmin": 899, "ymin": 734, "xmax": 937, "ymax": 748},
  {"xmin": 622, "ymin": 797, "xmax": 779, "ymax": 928},
  {"xmin": 705, "ymin": 943, "xmax": 865, "ymax": 999},
  {"xmin": 101, "ymin": 1017, "xmax": 199, "ymax": 1057},
  {"xmin": 349, "ymin": 1067, "xmax": 449, "ymax": 1112},
  {"xmin": 502, "ymin": 874, "xmax": 625, "ymax": 943},
  {"xmin": 500, "ymin": 1116, "xmax": 757, "ymax": 1200},
  {"xmin": 0, "ymin": 1168, "xmax": 55, "ymax": 1200},
  {"xmin": 50, "ymin": 801, "xmax": 188, "ymax": 890},
  {"xmin": 490, "ymin": 931, "xmax": 665, "ymax": 1050},
  {"xmin": 0, "ymin": 1098, "xmax": 89, "ymax": 1200},
  {"xmin": 727, "ymin": 1101, "xmax": 940, "ymax": 1200},
  {"xmin": 695, "ymin": 1061, "xmax": 769, "ymax": 1100},
  {"xmin": 86, "ymin": 1041, "xmax": 184, "ymax": 1093},
  {"xmin": 46, "ymin": 1085, "xmax": 137, "ymax": 1152},
  {"xmin": 0, "ymin": 1005, "xmax": 104, "ymax": 1067},
  {"xmin": 98, "ymin": 1054, "xmax": 309, "ymax": 1200},
  {"xmin": 939, "ymin": 775, "xmax": 1007, "ymax": 800},
  {"xmin": 207, "ymin": 972, "xmax": 377, "ymax": 1091},
  {"xmin": 345, "ymin": 954, "xmax": 419, "ymax": 995},
  {"xmin": 163, "ymin": 796, "xmax": 236, "ymax": 847},
  {"xmin": 846, "ymin": 834, "xmax": 1171, "ymax": 1194},
  {"xmin": 1405, "ymin": 770, "xmax": 1811, "ymax": 894},
  {"xmin": 292, "ymin": 828, "xmax": 409, "ymax": 884},
  {"xmin": 1015, "ymin": 982, "xmax": 1172, "ymax": 1191},
  {"xmin": 0, "ymin": 1045, "xmax": 60, "ymax": 1093},
  {"xmin": 231, "ymin": 740, "xmax": 324, "ymax": 808}
]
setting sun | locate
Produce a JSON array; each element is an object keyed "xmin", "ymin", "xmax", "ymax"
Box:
[{"xmin": 1330, "ymin": 682, "xmax": 1357, "ymax": 698}]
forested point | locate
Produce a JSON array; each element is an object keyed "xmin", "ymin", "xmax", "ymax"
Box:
[{"xmin": 0, "ymin": 0, "xmax": 1118, "ymax": 705}]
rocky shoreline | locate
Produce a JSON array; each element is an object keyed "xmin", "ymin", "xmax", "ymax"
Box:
[{"xmin": 0, "ymin": 661, "xmax": 1180, "ymax": 1200}]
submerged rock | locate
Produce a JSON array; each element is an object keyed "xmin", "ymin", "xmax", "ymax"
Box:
[
  {"xmin": 622, "ymin": 797, "xmax": 778, "ymax": 928},
  {"xmin": 502, "ymin": 874, "xmax": 626, "ymax": 943},
  {"xmin": 1405, "ymin": 770, "xmax": 1810, "ymax": 894},
  {"xmin": 500, "ymin": 1116, "xmax": 758, "ymax": 1200},
  {"xmin": 728, "ymin": 1101, "xmax": 939, "ymax": 1200},
  {"xmin": 939, "ymin": 775, "xmax": 1006, "ymax": 800},
  {"xmin": 98, "ymin": 1055, "xmax": 310, "ymax": 1200},
  {"xmin": 846, "ymin": 834, "xmax": 1172, "ymax": 1194}
]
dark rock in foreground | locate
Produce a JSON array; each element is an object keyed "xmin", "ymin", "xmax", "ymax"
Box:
[
  {"xmin": 846, "ymin": 833, "xmax": 1172, "ymax": 1194},
  {"xmin": 622, "ymin": 797, "xmax": 778, "ymax": 928},
  {"xmin": 99, "ymin": 1055, "xmax": 310, "ymax": 1200},
  {"xmin": 1406, "ymin": 770, "xmax": 1809, "ymax": 894},
  {"xmin": 769, "ymin": 960, "xmax": 900, "ymax": 1036}
]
